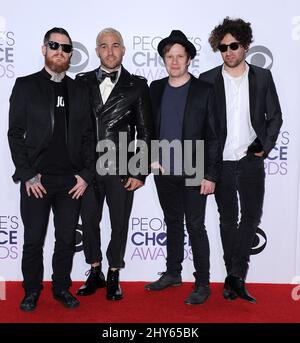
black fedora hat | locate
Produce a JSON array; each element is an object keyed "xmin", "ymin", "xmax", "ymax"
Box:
[{"xmin": 157, "ymin": 30, "xmax": 196, "ymax": 59}]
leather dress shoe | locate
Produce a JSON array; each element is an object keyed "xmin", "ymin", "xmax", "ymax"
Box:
[
  {"xmin": 20, "ymin": 292, "xmax": 39, "ymax": 312},
  {"xmin": 77, "ymin": 266, "xmax": 106, "ymax": 296},
  {"xmin": 145, "ymin": 272, "xmax": 182, "ymax": 291},
  {"xmin": 223, "ymin": 277, "xmax": 238, "ymax": 300},
  {"xmin": 224, "ymin": 275, "xmax": 256, "ymax": 303},
  {"xmin": 185, "ymin": 284, "xmax": 211, "ymax": 305},
  {"xmin": 53, "ymin": 290, "xmax": 80, "ymax": 308},
  {"xmin": 106, "ymin": 269, "xmax": 122, "ymax": 301}
]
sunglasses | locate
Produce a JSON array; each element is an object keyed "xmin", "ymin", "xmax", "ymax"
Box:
[
  {"xmin": 46, "ymin": 41, "xmax": 73, "ymax": 53},
  {"xmin": 218, "ymin": 42, "xmax": 240, "ymax": 53}
]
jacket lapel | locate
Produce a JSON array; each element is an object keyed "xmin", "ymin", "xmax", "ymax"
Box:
[
  {"xmin": 153, "ymin": 78, "xmax": 168, "ymax": 138},
  {"xmin": 101, "ymin": 66, "xmax": 131, "ymax": 110},
  {"xmin": 90, "ymin": 68, "xmax": 103, "ymax": 115},
  {"xmin": 181, "ymin": 75, "xmax": 196, "ymax": 132},
  {"xmin": 214, "ymin": 69, "xmax": 227, "ymax": 136},
  {"xmin": 39, "ymin": 69, "xmax": 55, "ymax": 133},
  {"xmin": 65, "ymin": 77, "xmax": 73, "ymax": 144},
  {"xmin": 248, "ymin": 64, "xmax": 256, "ymax": 124}
]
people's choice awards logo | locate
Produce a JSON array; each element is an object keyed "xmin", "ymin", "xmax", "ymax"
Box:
[
  {"xmin": 69, "ymin": 41, "xmax": 89, "ymax": 73},
  {"xmin": 246, "ymin": 45, "xmax": 273, "ymax": 69},
  {"xmin": 0, "ymin": 215, "xmax": 19, "ymax": 259},
  {"xmin": 265, "ymin": 131, "xmax": 289, "ymax": 176},
  {"xmin": 0, "ymin": 17, "xmax": 15, "ymax": 78},
  {"xmin": 131, "ymin": 35, "xmax": 202, "ymax": 82},
  {"xmin": 130, "ymin": 217, "xmax": 193, "ymax": 261}
]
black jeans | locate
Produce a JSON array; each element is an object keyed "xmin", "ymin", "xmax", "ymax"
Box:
[
  {"xmin": 215, "ymin": 154, "xmax": 265, "ymax": 279},
  {"xmin": 80, "ymin": 175, "xmax": 134, "ymax": 268},
  {"xmin": 154, "ymin": 175, "xmax": 209, "ymax": 285},
  {"xmin": 20, "ymin": 174, "xmax": 80, "ymax": 294}
]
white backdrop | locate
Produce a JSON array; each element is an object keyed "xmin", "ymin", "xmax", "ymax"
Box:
[{"xmin": 1, "ymin": 0, "xmax": 299, "ymax": 283}]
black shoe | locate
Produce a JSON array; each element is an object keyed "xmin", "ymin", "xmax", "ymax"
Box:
[
  {"xmin": 106, "ymin": 269, "xmax": 122, "ymax": 301},
  {"xmin": 223, "ymin": 277, "xmax": 238, "ymax": 300},
  {"xmin": 185, "ymin": 284, "xmax": 211, "ymax": 305},
  {"xmin": 224, "ymin": 275, "xmax": 256, "ymax": 303},
  {"xmin": 53, "ymin": 290, "xmax": 80, "ymax": 308},
  {"xmin": 77, "ymin": 266, "xmax": 106, "ymax": 296},
  {"xmin": 20, "ymin": 292, "xmax": 39, "ymax": 312},
  {"xmin": 144, "ymin": 272, "xmax": 182, "ymax": 291}
]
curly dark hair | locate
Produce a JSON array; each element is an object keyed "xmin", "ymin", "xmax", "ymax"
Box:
[{"xmin": 209, "ymin": 17, "xmax": 253, "ymax": 52}]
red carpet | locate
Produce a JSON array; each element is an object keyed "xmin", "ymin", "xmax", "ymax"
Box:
[{"xmin": 0, "ymin": 282, "xmax": 299, "ymax": 323}]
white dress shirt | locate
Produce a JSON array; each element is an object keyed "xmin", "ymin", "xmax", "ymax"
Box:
[
  {"xmin": 99, "ymin": 67, "xmax": 121, "ymax": 104},
  {"xmin": 222, "ymin": 64, "xmax": 257, "ymax": 161}
]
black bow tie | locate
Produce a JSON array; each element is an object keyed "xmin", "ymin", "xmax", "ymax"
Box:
[{"xmin": 100, "ymin": 70, "xmax": 118, "ymax": 83}]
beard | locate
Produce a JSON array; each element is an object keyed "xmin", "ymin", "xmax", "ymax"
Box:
[
  {"xmin": 101, "ymin": 56, "xmax": 122, "ymax": 71},
  {"xmin": 223, "ymin": 51, "xmax": 246, "ymax": 69},
  {"xmin": 224, "ymin": 59, "xmax": 243, "ymax": 69},
  {"xmin": 45, "ymin": 54, "xmax": 70, "ymax": 73},
  {"xmin": 224, "ymin": 61, "xmax": 240, "ymax": 68}
]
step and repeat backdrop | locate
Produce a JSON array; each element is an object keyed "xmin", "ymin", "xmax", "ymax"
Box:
[{"xmin": 1, "ymin": 0, "xmax": 300, "ymax": 283}]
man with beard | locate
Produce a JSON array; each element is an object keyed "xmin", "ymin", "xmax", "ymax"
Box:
[
  {"xmin": 75, "ymin": 28, "xmax": 152, "ymax": 301},
  {"xmin": 199, "ymin": 18, "xmax": 282, "ymax": 303},
  {"xmin": 8, "ymin": 27, "xmax": 95, "ymax": 311}
]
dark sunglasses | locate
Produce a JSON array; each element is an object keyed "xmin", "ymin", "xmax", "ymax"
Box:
[
  {"xmin": 46, "ymin": 41, "xmax": 73, "ymax": 53},
  {"xmin": 218, "ymin": 42, "xmax": 240, "ymax": 53}
]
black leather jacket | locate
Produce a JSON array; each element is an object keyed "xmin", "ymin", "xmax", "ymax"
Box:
[{"xmin": 76, "ymin": 66, "xmax": 152, "ymax": 181}]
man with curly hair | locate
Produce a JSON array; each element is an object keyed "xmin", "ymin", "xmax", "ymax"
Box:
[{"xmin": 200, "ymin": 18, "xmax": 282, "ymax": 303}]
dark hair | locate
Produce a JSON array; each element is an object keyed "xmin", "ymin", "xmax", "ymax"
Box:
[
  {"xmin": 162, "ymin": 43, "xmax": 191, "ymax": 60},
  {"xmin": 43, "ymin": 27, "xmax": 72, "ymax": 45},
  {"xmin": 209, "ymin": 17, "xmax": 253, "ymax": 52}
]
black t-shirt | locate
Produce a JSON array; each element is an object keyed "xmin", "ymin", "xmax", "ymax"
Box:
[
  {"xmin": 159, "ymin": 79, "xmax": 191, "ymax": 174},
  {"xmin": 37, "ymin": 80, "xmax": 74, "ymax": 175}
]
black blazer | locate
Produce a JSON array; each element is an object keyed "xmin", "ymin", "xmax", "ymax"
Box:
[
  {"xmin": 199, "ymin": 63, "xmax": 283, "ymax": 156},
  {"xmin": 8, "ymin": 68, "xmax": 95, "ymax": 184},
  {"xmin": 150, "ymin": 75, "xmax": 221, "ymax": 183}
]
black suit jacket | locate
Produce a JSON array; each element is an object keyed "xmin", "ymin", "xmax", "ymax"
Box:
[
  {"xmin": 8, "ymin": 68, "xmax": 95, "ymax": 183},
  {"xmin": 199, "ymin": 63, "xmax": 283, "ymax": 156},
  {"xmin": 150, "ymin": 75, "xmax": 221, "ymax": 183},
  {"xmin": 76, "ymin": 66, "xmax": 153, "ymax": 182}
]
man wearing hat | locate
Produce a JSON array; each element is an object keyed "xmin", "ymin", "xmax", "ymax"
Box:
[{"xmin": 145, "ymin": 30, "xmax": 221, "ymax": 304}]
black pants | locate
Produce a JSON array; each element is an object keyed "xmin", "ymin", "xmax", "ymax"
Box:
[
  {"xmin": 215, "ymin": 155, "xmax": 265, "ymax": 279},
  {"xmin": 20, "ymin": 174, "xmax": 80, "ymax": 294},
  {"xmin": 80, "ymin": 175, "xmax": 134, "ymax": 268},
  {"xmin": 154, "ymin": 175, "xmax": 209, "ymax": 285}
]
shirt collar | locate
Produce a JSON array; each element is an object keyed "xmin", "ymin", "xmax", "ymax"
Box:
[{"xmin": 222, "ymin": 63, "xmax": 249, "ymax": 81}]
